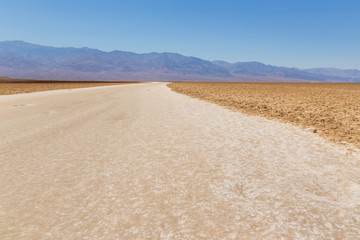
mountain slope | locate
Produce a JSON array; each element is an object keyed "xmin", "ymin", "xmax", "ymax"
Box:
[
  {"xmin": 304, "ymin": 68, "xmax": 360, "ymax": 80},
  {"xmin": 0, "ymin": 41, "xmax": 229, "ymax": 75},
  {"xmin": 0, "ymin": 41, "xmax": 358, "ymax": 82},
  {"xmin": 212, "ymin": 61, "xmax": 357, "ymax": 82}
]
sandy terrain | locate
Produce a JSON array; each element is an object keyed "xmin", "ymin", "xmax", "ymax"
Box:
[
  {"xmin": 0, "ymin": 83, "xmax": 359, "ymax": 239},
  {"xmin": 169, "ymin": 82, "xmax": 360, "ymax": 150},
  {"xmin": 0, "ymin": 81, "xmax": 138, "ymax": 95}
]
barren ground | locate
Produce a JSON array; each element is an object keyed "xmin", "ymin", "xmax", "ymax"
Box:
[
  {"xmin": 0, "ymin": 83, "xmax": 359, "ymax": 239},
  {"xmin": 0, "ymin": 81, "xmax": 138, "ymax": 95},
  {"xmin": 169, "ymin": 82, "xmax": 360, "ymax": 150}
]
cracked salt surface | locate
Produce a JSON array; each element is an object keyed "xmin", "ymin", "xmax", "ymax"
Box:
[{"xmin": 0, "ymin": 83, "xmax": 359, "ymax": 239}]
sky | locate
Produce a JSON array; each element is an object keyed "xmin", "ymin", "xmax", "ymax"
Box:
[{"xmin": 0, "ymin": 0, "xmax": 359, "ymax": 69}]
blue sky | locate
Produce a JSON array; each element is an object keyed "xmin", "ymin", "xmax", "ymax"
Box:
[{"xmin": 1, "ymin": 0, "xmax": 359, "ymax": 69}]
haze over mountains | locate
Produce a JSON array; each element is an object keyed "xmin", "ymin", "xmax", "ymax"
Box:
[{"xmin": 0, "ymin": 41, "xmax": 359, "ymax": 82}]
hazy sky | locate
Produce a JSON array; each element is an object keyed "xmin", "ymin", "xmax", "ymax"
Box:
[{"xmin": 1, "ymin": 0, "xmax": 359, "ymax": 69}]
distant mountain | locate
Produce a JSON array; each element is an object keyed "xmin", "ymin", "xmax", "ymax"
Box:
[
  {"xmin": 304, "ymin": 68, "xmax": 360, "ymax": 80},
  {"xmin": 212, "ymin": 61, "xmax": 359, "ymax": 82},
  {"xmin": 0, "ymin": 41, "xmax": 359, "ymax": 82}
]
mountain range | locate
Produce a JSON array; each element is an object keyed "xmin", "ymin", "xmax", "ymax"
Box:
[{"xmin": 0, "ymin": 41, "xmax": 359, "ymax": 82}]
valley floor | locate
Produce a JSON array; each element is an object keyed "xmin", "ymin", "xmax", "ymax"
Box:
[
  {"xmin": 169, "ymin": 82, "xmax": 360, "ymax": 150},
  {"xmin": 0, "ymin": 81, "xmax": 137, "ymax": 95},
  {"xmin": 0, "ymin": 83, "xmax": 359, "ymax": 239}
]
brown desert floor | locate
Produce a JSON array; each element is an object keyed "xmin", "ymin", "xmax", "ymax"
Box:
[
  {"xmin": 168, "ymin": 82, "xmax": 360, "ymax": 150},
  {"xmin": 0, "ymin": 83, "xmax": 359, "ymax": 239},
  {"xmin": 0, "ymin": 81, "xmax": 139, "ymax": 95}
]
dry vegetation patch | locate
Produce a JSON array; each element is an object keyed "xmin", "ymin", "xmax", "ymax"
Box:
[
  {"xmin": 0, "ymin": 80, "xmax": 139, "ymax": 95},
  {"xmin": 169, "ymin": 82, "xmax": 360, "ymax": 149}
]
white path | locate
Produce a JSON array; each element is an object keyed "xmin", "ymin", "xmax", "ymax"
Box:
[{"xmin": 0, "ymin": 83, "xmax": 359, "ymax": 239}]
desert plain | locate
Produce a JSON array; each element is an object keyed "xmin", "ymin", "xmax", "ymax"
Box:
[
  {"xmin": 170, "ymin": 82, "xmax": 360, "ymax": 150},
  {"xmin": 0, "ymin": 81, "xmax": 359, "ymax": 239},
  {"xmin": 0, "ymin": 79, "xmax": 138, "ymax": 95}
]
